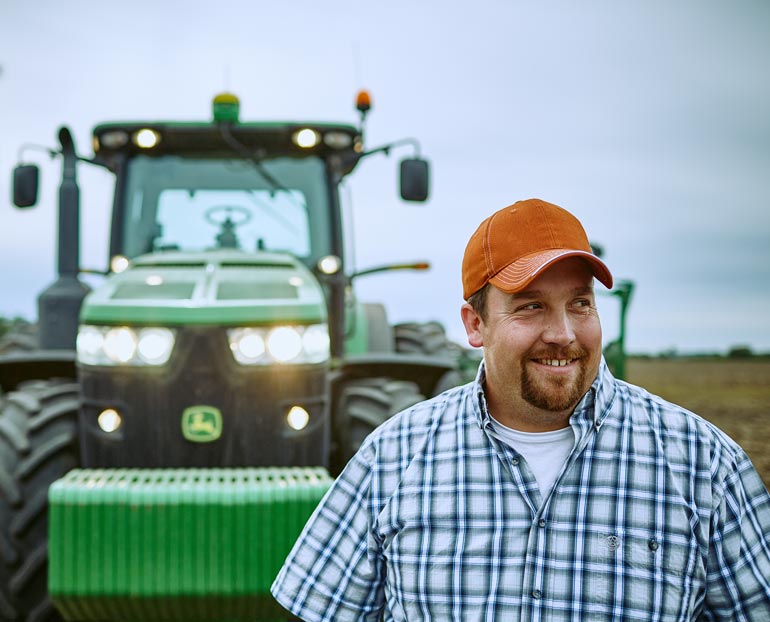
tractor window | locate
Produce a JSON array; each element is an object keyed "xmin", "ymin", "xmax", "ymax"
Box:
[
  {"xmin": 122, "ymin": 155, "xmax": 330, "ymax": 263},
  {"xmin": 155, "ymin": 188, "xmax": 310, "ymax": 256}
]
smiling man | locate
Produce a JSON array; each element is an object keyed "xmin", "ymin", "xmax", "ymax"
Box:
[{"xmin": 272, "ymin": 199, "xmax": 770, "ymax": 621}]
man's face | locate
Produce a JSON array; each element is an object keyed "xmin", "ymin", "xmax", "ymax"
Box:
[{"xmin": 461, "ymin": 257, "xmax": 603, "ymax": 431}]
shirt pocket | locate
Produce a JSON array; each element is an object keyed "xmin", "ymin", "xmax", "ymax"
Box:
[{"xmin": 583, "ymin": 526, "xmax": 701, "ymax": 620}]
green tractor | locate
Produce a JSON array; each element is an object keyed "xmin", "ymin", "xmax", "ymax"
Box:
[{"xmin": 0, "ymin": 92, "xmax": 465, "ymax": 621}]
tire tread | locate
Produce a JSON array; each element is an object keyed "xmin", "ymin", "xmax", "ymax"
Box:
[{"xmin": 0, "ymin": 379, "xmax": 78, "ymax": 622}]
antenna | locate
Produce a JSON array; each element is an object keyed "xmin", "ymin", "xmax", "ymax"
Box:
[
  {"xmin": 352, "ymin": 41, "xmax": 363, "ymax": 91},
  {"xmin": 223, "ymin": 65, "xmax": 231, "ymax": 91},
  {"xmin": 351, "ymin": 42, "xmax": 371, "ymax": 133}
]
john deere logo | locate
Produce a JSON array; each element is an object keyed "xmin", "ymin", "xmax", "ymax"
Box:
[{"xmin": 182, "ymin": 406, "xmax": 223, "ymax": 442}]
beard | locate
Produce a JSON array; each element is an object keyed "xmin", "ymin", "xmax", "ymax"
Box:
[{"xmin": 519, "ymin": 347, "xmax": 592, "ymax": 413}]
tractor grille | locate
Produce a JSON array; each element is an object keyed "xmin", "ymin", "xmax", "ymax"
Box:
[{"xmin": 49, "ymin": 467, "xmax": 331, "ymax": 621}]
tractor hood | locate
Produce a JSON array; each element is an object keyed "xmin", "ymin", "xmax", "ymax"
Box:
[{"xmin": 80, "ymin": 250, "xmax": 327, "ymax": 326}]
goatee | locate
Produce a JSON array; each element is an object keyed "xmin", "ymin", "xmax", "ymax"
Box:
[{"xmin": 520, "ymin": 347, "xmax": 590, "ymax": 413}]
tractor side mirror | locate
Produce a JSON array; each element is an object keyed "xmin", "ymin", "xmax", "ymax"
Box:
[
  {"xmin": 13, "ymin": 164, "xmax": 40, "ymax": 208},
  {"xmin": 399, "ymin": 158, "xmax": 430, "ymax": 202}
]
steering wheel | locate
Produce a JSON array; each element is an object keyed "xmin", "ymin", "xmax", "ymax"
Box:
[
  {"xmin": 204, "ymin": 205, "xmax": 252, "ymax": 249},
  {"xmin": 205, "ymin": 205, "xmax": 253, "ymax": 227}
]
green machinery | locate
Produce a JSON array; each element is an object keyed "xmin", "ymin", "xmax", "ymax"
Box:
[
  {"xmin": 0, "ymin": 92, "xmax": 464, "ymax": 621},
  {"xmin": 0, "ymin": 92, "xmax": 633, "ymax": 621}
]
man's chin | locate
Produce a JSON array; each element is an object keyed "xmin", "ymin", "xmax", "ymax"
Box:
[{"xmin": 521, "ymin": 369, "xmax": 586, "ymax": 414}]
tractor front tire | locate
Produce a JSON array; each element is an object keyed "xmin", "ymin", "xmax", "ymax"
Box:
[
  {"xmin": 0, "ymin": 380, "xmax": 79, "ymax": 622},
  {"xmin": 0, "ymin": 321, "xmax": 38, "ymax": 356},
  {"xmin": 334, "ymin": 378, "xmax": 424, "ymax": 472}
]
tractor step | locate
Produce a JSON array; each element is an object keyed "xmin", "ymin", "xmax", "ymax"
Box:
[{"xmin": 48, "ymin": 467, "xmax": 331, "ymax": 621}]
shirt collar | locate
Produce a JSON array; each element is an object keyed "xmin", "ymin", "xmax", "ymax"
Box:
[{"xmin": 471, "ymin": 356, "xmax": 618, "ymax": 432}]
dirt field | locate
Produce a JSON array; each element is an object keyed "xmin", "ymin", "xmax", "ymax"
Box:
[{"xmin": 626, "ymin": 357, "xmax": 770, "ymax": 489}]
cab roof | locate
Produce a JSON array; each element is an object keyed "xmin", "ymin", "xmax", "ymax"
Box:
[{"xmin": 93, "ymin": 121, "xmax": 360, "ymax": 157}]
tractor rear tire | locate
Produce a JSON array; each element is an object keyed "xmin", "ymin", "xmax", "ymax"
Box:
[
  {"xmin": 0, "ymin": 379, "xmax": 79, "ymax": 622},
  {"xmin": 393, "ymin": 322, "xmax": 464, "ymax": 396},
  {"xmin": 393, "ymin": 321, "xmax": 456, "ymax": 358},
  {"xmin": 335, "ymin": 378, "xmax": 424, "ymax": 470}
]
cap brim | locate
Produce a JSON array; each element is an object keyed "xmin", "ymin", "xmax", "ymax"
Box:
[{"xmin": 489, "ymin": 249, "xmax": 613, "ymax": 293}]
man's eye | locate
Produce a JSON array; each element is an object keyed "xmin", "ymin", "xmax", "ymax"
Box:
[
  {"xmin": 574, "ymin": 299, "xmax": 593, "ymax": 308},
  {"xmin": 517, "ymin": 303, "xmax": 541, "ymax": 312}
]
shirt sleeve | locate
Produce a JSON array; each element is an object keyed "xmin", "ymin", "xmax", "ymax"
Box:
[
  {"xmin": 271, "ymin": 444, "xmax": 385, "ymax": 622},
  {"xmin": 703, "ymin": 450, "xmax": 770, "ymax": 620}
]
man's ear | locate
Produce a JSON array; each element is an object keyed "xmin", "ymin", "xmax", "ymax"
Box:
[{"xmin": 460, "ymin": 303, "xmax": 484, "ymax": 348}]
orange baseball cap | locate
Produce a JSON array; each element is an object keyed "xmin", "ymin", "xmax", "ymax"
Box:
[{"xmin": 462, "ymin": 198, "xmax": 613, "ymax": 299}]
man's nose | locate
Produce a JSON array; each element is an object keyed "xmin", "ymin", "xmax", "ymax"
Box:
[{"xmin": 541, "ymin": 310, "xmax": 576, "ymax": 346}]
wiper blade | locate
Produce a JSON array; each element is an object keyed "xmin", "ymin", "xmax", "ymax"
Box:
[
  {"xmin": 245, "ymin": 189, "xmax": 301, "ymax": 235},
  {"xmin": 218, "ymin": 123, "xmax": 293, "ymax": 195}
]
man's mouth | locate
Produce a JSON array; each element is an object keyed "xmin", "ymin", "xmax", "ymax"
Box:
[{"xmin": 533, "ymin": 358, "xmax": 578, "ymax": 367}]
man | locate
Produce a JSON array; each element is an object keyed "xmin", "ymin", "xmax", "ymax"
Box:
[{"xmin": 272, "ymin": 198, "xmax": 770, "ymax": 621}]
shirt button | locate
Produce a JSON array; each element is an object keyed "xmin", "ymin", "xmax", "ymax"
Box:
[
  {"xmin": 538, "ymin": 519, "xmax": 546, "ymax": 528},
  {"xmin": 511, "ymin": 458, "xmax": 520, "ymax": 466},
  {"xmin": 649, "ymin": 539, "xmax": 659, "ymax": 551},
  {"xmin": 532, "ymin": 590, "xmax": 542, "ymax": 600}
]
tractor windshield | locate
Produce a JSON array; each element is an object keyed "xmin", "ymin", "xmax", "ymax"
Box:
[{"xmin": 121, "ymin": 155, "xmax": 331, "ymax": 263}]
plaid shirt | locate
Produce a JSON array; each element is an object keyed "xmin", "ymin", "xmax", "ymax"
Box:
[{"xmin": 272, "ymin": 359, "xmax": 770, "ymax": 621}]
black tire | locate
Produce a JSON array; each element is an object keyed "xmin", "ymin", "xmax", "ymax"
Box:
[
  {"xmin": 393, "ymin": 322, "xmax": 465, "ymax": 396},
  {"xmin": 431, "ymin": 369, "xmax": 465, "ymax": 396},
  {"xmin": 334, "ymin": 378, "xmax": 424, "ymax": 470},
  {"xmin": 393, "ymin": 321, "xmax": 456, "ymax": 357},
  {"xmin": 0, "ymin": 321, "xmax": 38, "ymax": 356},
  {"xmin": 0, "ymin": 380, "xmax": 79, "ymax": 622}
]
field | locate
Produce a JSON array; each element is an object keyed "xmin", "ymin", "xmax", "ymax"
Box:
[{"xmin": 626, "ymin": 357, "xmax": 770, "ymax": 489}]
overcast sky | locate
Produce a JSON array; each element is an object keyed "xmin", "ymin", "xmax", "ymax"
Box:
[{"xmin": 1, "ymin": 0, "xmax": 769, "ymax": 354}]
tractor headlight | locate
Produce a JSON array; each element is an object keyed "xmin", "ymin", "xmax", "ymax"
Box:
[
  {"xmin": 267, "ymin": 326, "xmax": 303, "ymax": 362},
  {"xmin": 228, "ymin": 324, "xmax": 329, "ymax": 365},
  {"xmin": 301, "ymin": 325, "xmax": 330, "ymax": 362},
  {"xmin": 132, "ymin": 128, "xmax": 161, "ymax": 149},
  {"xmin": 77, "ymin": 326, "xmax": 104, "ymax": 362},
  {"xmin": 103, "ymin": 328, "xmax": 137, "ymax": 363},
  {"xmin": 229, "ymin": 329, "xmax": 266, "ymax": 364},
  {"xmin": 77, "ymin": 325, "xmax": 176, "ymax": 366},
  {"xmin": 136, "ymin": 328, "xmax": 175, "ymax": 365},
  {"xmin": 292, "ymin": 128, "xmax": 321, "ymax": 149}
]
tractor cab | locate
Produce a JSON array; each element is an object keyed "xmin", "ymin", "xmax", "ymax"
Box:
[
  {"xmin": 11, "ymin": 93, "xmax": 430, "ymax": 362},
  {"xmin": 95, "ymin": 106, "xmax": 358, "ymax": 268}
]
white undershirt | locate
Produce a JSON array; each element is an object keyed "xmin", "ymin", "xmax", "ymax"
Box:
[{"xmin": 488, "ymin": 418, "xmax": 575, "ymax": 497}]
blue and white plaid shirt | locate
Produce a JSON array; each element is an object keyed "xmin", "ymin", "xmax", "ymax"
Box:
[{"xmin": 272, "ymin": 359, "xmax": 770, "ymax": 621}]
